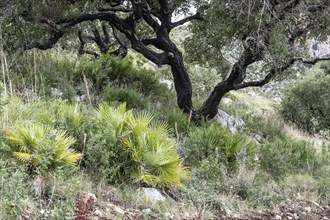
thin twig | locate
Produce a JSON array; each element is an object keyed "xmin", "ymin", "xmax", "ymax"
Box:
[{"xmin": 83, "ymin": 74, "xmax": 92, "ymax": 104}]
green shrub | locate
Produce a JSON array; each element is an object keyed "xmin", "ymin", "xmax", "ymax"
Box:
[
  {"xmin": 75, "ymin": 54, "xmax": 168, "ymax": 97},
  {"xmin": 6, "ymin": 98, "xmax": 57, "ymax": 126},
  {"xmin": 0, "ymin": 168, "xmax": 33, "ymax": 219},
  {"xmin": 55, "ymin": 103, "xmax": 83, "ymax": 135},
  {"xmin": 9, "ymin": 50, "xmax": 77, "ymax": 97},
  {"xmin": 5, "ymin": 124, "xmax": 82, "ymax": 175},
  {"xmin": 49, "ymin": 172, "xmax": 94, "ymax": 219},
  {"xmin": 85, "ymin": 103, "xmax": 187, "ymax": 187},
  {"xmin": 160, "ymin": 108, "xmax": 192, "ymax": 135},
  {"xmin": 281, "ymin": 65, "xmax": 330, "ymax": 133},
  {"xmin": 184, "ymin": 123, "xmax": 257, "ymax": 169},
  {"xmin": 242, "ymin": 112, "xmax": 286, "ymax": 141},
  {"xmin": 259, "ymin": 138, "xmax": 319, "ymax": 179},
  {"xmin": 193, "ymin": 157, "xmax": 226, "ymax": 181},
  {"xmin": 9, "ymin": 51, "xmax": 169, "ymax": 103},
  {"xmin": 102, "ymin": 85, "xmax": 149, "ymax": 110}
]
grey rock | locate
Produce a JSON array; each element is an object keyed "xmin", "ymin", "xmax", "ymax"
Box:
[
  {"xmin": 275, "ymin": 214, "xmax": 282, "ymax": 220},
  {"xmin": 304, "ymin": 207, "xmax": 311, "ymax": 213},
  {"xmin": 74, "ymin": 95, "xmax": 87, "ymax": 103},
  {"xmin": 293, "ymin": 213, "xmax": 299, "ymax": 219},
  {"xmin": 107, "ymin": 203, "xmax": 125, "ymax": 215},
  {"xmin": 142, "ymin": 187, "xmax": 166, "ymax": 202},
  {"xmin": 142, "ymin": 208, "xmax": 153, "ymax": 215},
  {"xmin": 213, "ymin": 109, "xmax": 245, "ymax": 133},
  {"xmin": 51, "ymin": 88, "xmax": 63, "ymax": 97},
  {"xmin": 160, "ymin": 79, "xmax": 174, "ymax": 89},
  {"xmin": 221, "ymin": 98, "xmax": 233, "ymax": 105}
]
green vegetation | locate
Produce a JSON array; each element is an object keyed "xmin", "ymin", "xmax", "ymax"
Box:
[
  {"xmin": 184, "ymin": 123, "xmax": 257, "ymax": 169},
  {"xmin": 86, "ymin": 103, "xmax": 186, "ymax": 187},
  {"xmin": 6, "ymin": 124, "xmax": 82, "ymax": 175},
  {"xmin": 0, "ymin": 50, "xmax": 329, "ymax": 219},
  {"xmin": 281, "ymin": 64, "xmax": 330, "ymax": 134},
  {"xmin": 1, "ymin": 0, "xmax": 329, "ymax": 218}
]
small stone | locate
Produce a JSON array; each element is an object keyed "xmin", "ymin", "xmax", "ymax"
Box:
[
  {"xmin": 304, "ymin": 207, "xmax": 311, "ymax": 213},
  {"xmin": 142, "ymin": 208, "xmax": 152, "ymax": 215},
  {"xmin": 94, "ymin": 209, "xmax": 102, "ymax": 216},
  {"xmin": 296, "ymin": 193, "xmax": 301, "ymax": 199},
  {"xmin": 275, "ymin": 214, "xmax": 282, "ymax": 220},
  {"xmin": 165, "ymin": 212, "xmax": 174, "ymax": 219},
  {"xmin": 87, "ymin": 193, "xmax": 97, "ymax": 202},
  {"xmin": 225, "ymin": 209, "xmax": 232, "ymax": 216},
  {"xmin": 287, "ymin": 216, "xmax": 292, "ymax": 220},
  {"xmin": 182, "ymin": 212, "xmax": 190, "ymax": 218},
  {"xmin": 113, "ymin": 206, "xmax": 125, "ymax": 215},
  {"xmin": 221, "ymin": 98, "xmax": 233, "ymax": 105},
  {"xmin": 293, "ymin": 213, "xmax": 299, "ymax": 219},
  {"xmin": 142, "ymin": 188, "xmax": 166, "ymax": 203},
  {"xmin": 107, "ymin": 203, "xmax": 125, "ymax": 215}
]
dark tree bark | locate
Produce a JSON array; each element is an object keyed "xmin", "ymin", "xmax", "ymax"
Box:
[
  {"xmin": 78, "ymin": 22, "xmax": 127, "ymax": 58},
  {"xmin": 169, "ymin": 50, "xmax": 194, "ymax": 114}
]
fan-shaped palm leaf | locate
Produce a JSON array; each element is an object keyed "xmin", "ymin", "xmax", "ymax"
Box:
[
  {"xmin": 130, "ymin": 111, "xmax": 153, "ymax": 137},
  {"xmin": 6, "ymin": 124, "xmax": 82, "ymax": 174},
  {"xmin": 12, "ymin": 152, "xmax": 33, "ymax": 163}
]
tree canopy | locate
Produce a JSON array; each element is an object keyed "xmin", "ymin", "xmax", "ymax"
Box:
[{"xmin": 1, "ymin": 0, "xmax": 329, "ymax": 119}]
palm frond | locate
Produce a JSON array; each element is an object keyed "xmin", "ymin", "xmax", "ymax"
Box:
[
  {"xmin": 148, "ymin": 120, "xmax": 171, "ymax": 136},
  {"xmin": 6, "ymin": 124, "xmax": 82, "ymax": 174},
  {"xmin": 98, "ymin": 103, "xmax": 126, "ymax": 138},
  {"xmin": 12, "ymin": 152, "xmax": 33, "ymax": 163},
  {"xmin": 130, "ymin": 111, "xmax": 153, "ymax": 137},
  {"xmin": 6, "ymin": 125, "xmax": 42, "ymax": 152},
  {"xmin": 58, "ymin": 152, "xmax": 83, "ymax": 166},
  {"xmin": 55, "ymin": 131, "xmax": 76, "ymax": 151},
  {"xmin": 135, "ymin": 174, "xmax": 159, "ymax": 187}
]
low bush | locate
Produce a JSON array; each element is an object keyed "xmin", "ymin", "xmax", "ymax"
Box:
[
  {"xmin": 5, "ymin": 98, "xmax": 57, "ymax": 126},
  {"xmin": 184, "ymin": 123, "xmax": 257, "ymax": 169},
  {"xmin": 259, "ymin": 138, "xmax": 319, "ymax": 179},
  {"xmin": 281, "ymin": 64, "xmax": 330, "ymax": 134},
  {"xmin": 9, "ymin": 51, "xmax": 170, "ymax": 107},
  {"xmin": 102, "ymin": 85, "xmax": 149, "ymax": 110},
  {"xmin": 0, "ymin": 167, "xmax": 32, "ymax": 219},
  {"xmin": 159, "ymin": 108, "xmax": 192, "ymax": 135},
  {"xmin": 9, "ymin": 50, "xmax": 77, "ymax": 97},
  {"xmin": 75, "ymin": 54, "xmax": 168, "ymax": 97},
  {"xmin": 242, "ymin": 112, "xmax": 286, "ymax": 141}
]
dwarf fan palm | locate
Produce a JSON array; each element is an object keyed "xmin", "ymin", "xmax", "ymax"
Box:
[
  {"xmin": 6, "ymin": 124, "xmax": 82, "ymax": 174},
  {"xmin": 95, "ymin": 103, "xmax": 187, "ymax": 187}
]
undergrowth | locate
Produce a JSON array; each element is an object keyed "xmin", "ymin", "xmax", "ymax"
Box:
[{"xmin": 1, "ymin": 50, "xmax": 329, "ymax": 219}]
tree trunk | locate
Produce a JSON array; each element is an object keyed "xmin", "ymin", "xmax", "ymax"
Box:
[
  {"xmin": 169, "ymin": 49, "xmax": 194, "ymax": 114},
  {"xmin": 198, "ymin": 82, "xmax": 232, "ymax": 119},
  {"xmin": 197, "ymin": 46, "xmax": 261, "ymax": 120}
]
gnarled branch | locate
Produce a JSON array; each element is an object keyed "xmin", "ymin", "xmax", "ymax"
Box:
[
  {"xmin": 171, "ymin": 12, "xmax": 204, "ymax": 28},
  {"xmin": 233, "ymin": 56, "xmax": 330, "ymax": 90}
]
